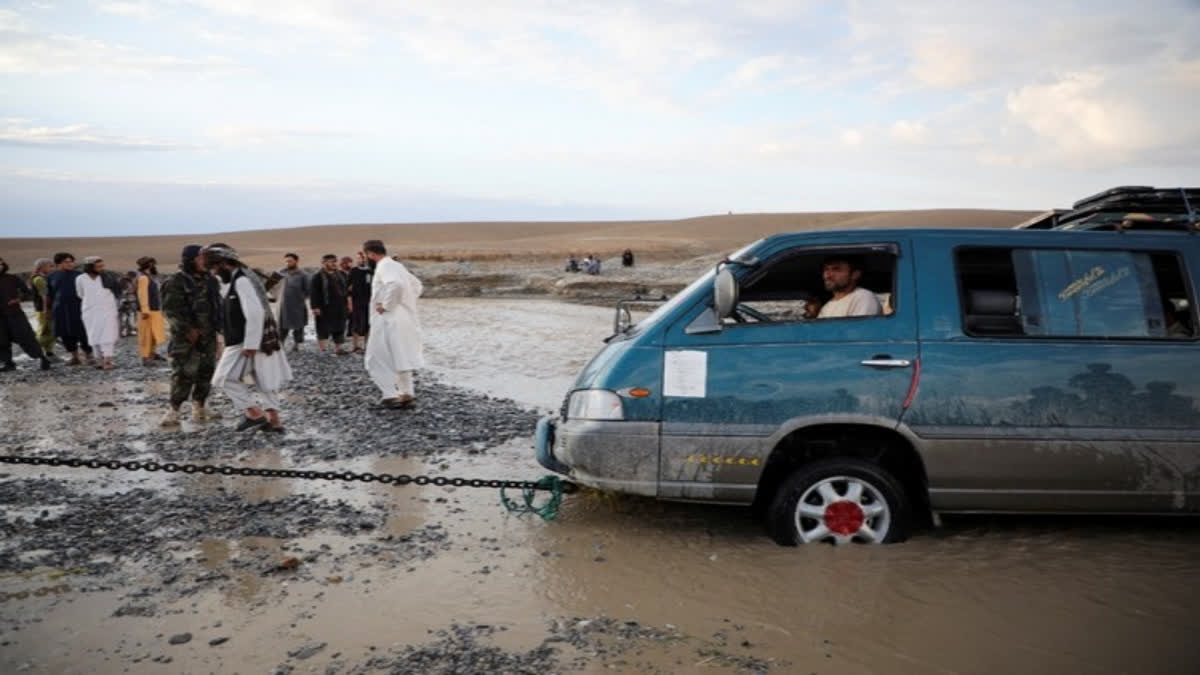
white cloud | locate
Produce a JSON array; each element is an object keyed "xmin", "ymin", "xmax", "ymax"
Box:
[
  {"xmin": 207, "ymin": 125, "xmax": 354, "ymax": 148},
  {"xmin": 890, "ymin": 120, "xmax": 927, "ymax": 143},
  {"xmin": 0, "ymin": 12, "xmax": 243, "ymax": 74},
  {"xmin": 729, "ymin": 54, "xmax": 786, "ymax": 87},
  {"xmin": 96, "ymin": 1, "xmax": 153, "ymax": 18},
  {"xmin": 908, "ymin": 36, "xmax": 974, "ymax": 88},
  {"xmin": 840, "ymin": 129, "xmax": 864, "ymax": 147},
  {"xmin": 737, "ymin": 0, "xmax": 827, "ymax": 19},
  {"xmin": 1005, "ymin": 66, "xmax": 1200, "ymax": 167},
  {"xmin": 842, "ymin": 1, "xmax": 1200, "ymax": 168},
  {"xmin": 0, "ymin": 9, "xmax": 29, "ymax": 31},
  {"xmin": 0, "ymin": 119, "xmax": 190, "ymax": 150},
  {"xmin": 176, "ymin": 1, "xmax": 737, "ymax": 111}
]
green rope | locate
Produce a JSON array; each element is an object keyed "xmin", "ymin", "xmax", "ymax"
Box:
[{"xmin": 500, "ymin": 475, "xmax": 565, "ymax": 521}]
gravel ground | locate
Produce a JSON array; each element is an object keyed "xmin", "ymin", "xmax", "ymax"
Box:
[
  {"xmin": 0, "ymin": 477, "xmax": 451, "ymax": 578},
  {"xmin": 0, "ymin": 348, "xmax": 536, "ymax": 462},
  {"xmin": 321, "ymin": 617, "xmax": 779, "ymax": 675}
]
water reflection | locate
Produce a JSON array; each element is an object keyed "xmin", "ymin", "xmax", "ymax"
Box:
[
  {"xmin": 1010, "ymin": 363, "xmax": 1199, "ymax": 428},
  {"xmin": 914, "ymin": 361, "xmax": 1200, "ymax": 429},
  {"xmin": 196, "ymin": 536, "xmax": 282, "ymax": 606}
]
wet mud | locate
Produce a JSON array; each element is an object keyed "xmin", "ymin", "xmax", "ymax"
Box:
[{"xmin": 3, "ymin": 298, "xmax": 1200, "ymax": 674}]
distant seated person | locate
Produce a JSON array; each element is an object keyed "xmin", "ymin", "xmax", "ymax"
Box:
[
  {"xmin": 565, "ymin": 255, "xmax": 580, "ymax": 273},
  {"xmin": 817, "ymin": 255, "xmax": 881, "ymax": 319},
  {"xmin": 622, "ymin": 249, "xmax": 634, "ymax": 267},
  {"xmin": 585, "ymin": 255, "xmax": 601, "ymax": 275},
  {"xmin": 1164, "ymin": 301, "xmax": 1192, "ymax": 338}
]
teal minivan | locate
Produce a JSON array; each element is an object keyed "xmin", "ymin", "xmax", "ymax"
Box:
[{"xmin": 535, "ymin": 188, "xmax": 1200, "ymax": 545}]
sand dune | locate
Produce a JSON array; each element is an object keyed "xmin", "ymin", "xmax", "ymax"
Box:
[{"xmin": 1, "ymin": 209, "xmax": 1037, "ymax": 271}]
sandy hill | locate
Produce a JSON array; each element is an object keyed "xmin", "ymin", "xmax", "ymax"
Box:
[{"xmin": 1, "ymin": 209, "xmax": 1037, "ymax": 271}]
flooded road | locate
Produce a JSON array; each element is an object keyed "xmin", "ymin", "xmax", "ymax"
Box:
[{"xmin": 3, "ymin": 297, "xmax": 1199, "ymax": 674}]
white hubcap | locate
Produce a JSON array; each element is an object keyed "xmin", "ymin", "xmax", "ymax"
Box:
[{"xmin": 795, "ymin": 476, "xmax": 890, "ymax": 545}]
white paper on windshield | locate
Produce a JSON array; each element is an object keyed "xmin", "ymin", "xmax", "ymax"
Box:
[{"xmin": 663, "ymin": 350, "xmax": 707, "ymax": 398}]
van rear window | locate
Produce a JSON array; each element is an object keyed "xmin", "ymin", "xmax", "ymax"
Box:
[{"xmin": 955, "ymin": 247, "xmax": 1195, "ymax": 340}]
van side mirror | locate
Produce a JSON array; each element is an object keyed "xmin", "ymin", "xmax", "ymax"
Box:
[{"xmin": 714, "ymin": 268, "xmax": 738, "ymax": 318}]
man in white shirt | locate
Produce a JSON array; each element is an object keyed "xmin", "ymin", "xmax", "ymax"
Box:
[
  {"xmin": 362, "ymin": 239, "xmax": 424, "ymax": 409},
  {"xmin": 817, "ymin": 255, "xmax": 882, "ymax": 319},
  {"xmin": 205, "ymin": 245, "xmax": 293, "ymax": 433},
  {"xmin": 75, "ymin": 256, "xmax": 121, "ymax": 369}
]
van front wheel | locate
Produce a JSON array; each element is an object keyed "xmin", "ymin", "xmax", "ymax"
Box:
[{"xmin": 767, "ymin": 458, "xmax": 910, "ymax": 546}]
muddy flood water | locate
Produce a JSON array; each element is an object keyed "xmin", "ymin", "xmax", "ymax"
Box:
[{"xmin": 3, "ymin": 297, "xmax": 1199, "ymax": 674}]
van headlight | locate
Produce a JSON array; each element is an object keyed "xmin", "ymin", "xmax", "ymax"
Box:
[{"xmin": 567, "ymin": 389, "xmax": 624, "ymax": 420}]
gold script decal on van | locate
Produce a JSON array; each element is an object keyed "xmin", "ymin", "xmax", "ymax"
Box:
[
  {"xmin": 1081, "ymin": 266, "xmax": 1130, "ymax": 299},
  {"xmin": 1058, "ymin": 266, "xmax": 1106, "ymax": 301},
  {"xmin": 686, "ymin": 455, "xmax": 760, "ymax": 466}
]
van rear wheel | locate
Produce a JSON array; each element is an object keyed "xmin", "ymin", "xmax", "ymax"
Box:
[{"xmin": 767, "ymin": 458, "xmax": 910, "ymax": 546}]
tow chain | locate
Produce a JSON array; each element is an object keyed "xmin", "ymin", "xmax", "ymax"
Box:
[{"xmin": 0, "ymin": 454, "xmax": 577, "ymax": 520}]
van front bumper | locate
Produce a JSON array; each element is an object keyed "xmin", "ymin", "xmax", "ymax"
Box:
[
  {"xmin": 534, "ymin": 415, "xmax": 659, "ymax": 497},
  {"xmin": 534, "ymin": 416, "xmax": 571, "ymax": 475}
]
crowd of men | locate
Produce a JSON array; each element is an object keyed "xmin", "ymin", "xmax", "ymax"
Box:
[
  {"xmin": 264, "ymin": 251, "xmax": 376, "ymax": 356},
  {"xmin": 0, "ymin": 240, "xmax": 425, "ymax": 433}
]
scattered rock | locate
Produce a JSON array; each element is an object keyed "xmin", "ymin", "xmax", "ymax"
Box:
[
  {"xmin": 287, "ymin": 641, "xmax": 326, "ymax": 660},
  {"xmin": 167, "ymin": 633, "xmax": 192, "ymax": 645},
  {"xmin": 113, "ymin": 604, "xmax": 156, "ymax": 618}
]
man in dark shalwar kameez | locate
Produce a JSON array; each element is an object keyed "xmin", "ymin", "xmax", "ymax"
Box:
[
  {"xmin": 47, "ymin": 252, "xmax": 93, "ymax": 366},
  {"xmin": 269, "ymin": 252, "xmax": 309, "ymax": 352},
  {"xmin": 310, "ymin": 253, "xmax": 349, "ymax": 355},
  {"xmin": 0, "ymin": 257, "xmax": 51, "ymax": 372},
  {"xmin": 347, "ymin": 251, "xmax": 373, "ymax": 353}
]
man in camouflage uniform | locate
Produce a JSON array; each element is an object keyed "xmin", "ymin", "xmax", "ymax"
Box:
[
  {"xmin": 29, "ymin": 258, "xmax": 57, "ymax": 359},
  {"xmin": 160, "ymin": 244, "xmax": 222, "ymax": 427}
]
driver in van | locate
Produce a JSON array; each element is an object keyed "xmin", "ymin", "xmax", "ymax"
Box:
[{"xmin": 817, "ymin": 255, "xmax": 882, "ymax": 318}]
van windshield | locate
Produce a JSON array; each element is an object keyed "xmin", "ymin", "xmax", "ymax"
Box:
[{"xmin": 627, "ymin": 241, "xmax": 760, "ymax": 336}]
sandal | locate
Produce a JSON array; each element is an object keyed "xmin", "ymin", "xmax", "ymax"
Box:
[{"xmin": 235, "ymin": 416, "xmax": 268, "ymax": 432}]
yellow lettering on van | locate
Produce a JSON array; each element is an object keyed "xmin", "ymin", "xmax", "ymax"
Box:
[{"xmin": 684, "ymin": 455, "xmax": 761, "ymax": 466}]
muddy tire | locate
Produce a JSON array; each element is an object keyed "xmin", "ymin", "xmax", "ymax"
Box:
[{"xmin": 767, "ymin": 458, "xmax": 910, "ymax": 546}]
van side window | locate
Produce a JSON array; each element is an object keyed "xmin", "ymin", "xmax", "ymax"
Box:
[
  {"xmin": 730, "ymin": 249, "xmax": 897, "ymax": 324},
  {"xmin": 957, "ymin": 247, "xmax": 1195, "ymax": 339},
  {"xmin": 956, "ymin": 248, "xmax": 1023, "ymax": 336}
]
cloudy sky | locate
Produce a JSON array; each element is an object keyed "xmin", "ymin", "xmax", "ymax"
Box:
[{"xmin": 2, "ymin": 0, "xmax": 1198, "ymax": 236}]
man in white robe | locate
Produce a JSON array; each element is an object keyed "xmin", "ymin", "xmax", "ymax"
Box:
[
  {"xmin": 204, "ymin": 245, "xmax": 293, "ymax": 433},
  {"xmin": 362, "ymin": 240, "xmax": 424, "ymax": 409},
  {"xmin": 75, "ymin": 256, "xmax": 120, "ymax": 370}
]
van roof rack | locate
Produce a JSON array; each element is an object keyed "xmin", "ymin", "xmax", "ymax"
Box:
[{"xmin": 1013, "ymin": 186, "xmax": 1200, "ymax": 232}]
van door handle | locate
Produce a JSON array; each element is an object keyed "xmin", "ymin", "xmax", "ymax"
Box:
[{"xmin": 860, "ymin": 358, "xmax": 911, "ymax": 368}]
